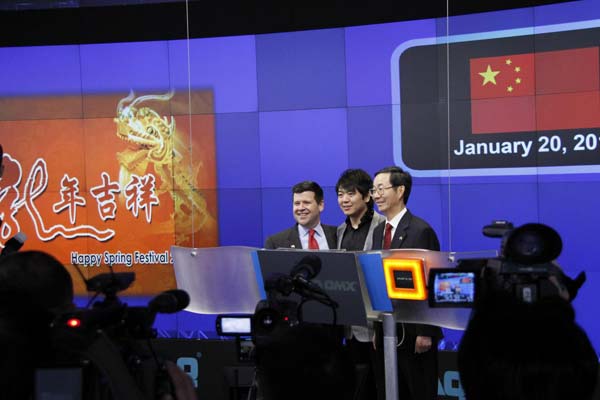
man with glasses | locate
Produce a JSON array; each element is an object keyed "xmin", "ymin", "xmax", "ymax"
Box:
[
  {"xmin": 370, "ymin": 166, "xmax": 442, "ymax": 400},
  {"xmin": 265, "ymin": 181, "xmax": 337, "ymax": 250}
]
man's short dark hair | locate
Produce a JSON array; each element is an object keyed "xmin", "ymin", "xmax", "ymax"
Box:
[
  {"xmin": 0, "ymin": 251, "xmax": 69, "ymax": 398},
  {"xmin": 335, "ymin": 169, "xmax": 374, "ymax": 209},
  {"xmin": 458, "ymin": 294, "xmax": 598, "ymax": 400},
  {"xmin": 374, "ymin": 166, "xmax": 412, "ymax": 205},
  {"xmin": 292, "ymin": 181, "xmax": 324, "ymax": 203},
  {"xmin": 0, "ymin": 251, "xmax": 74, "ymax": 314}
]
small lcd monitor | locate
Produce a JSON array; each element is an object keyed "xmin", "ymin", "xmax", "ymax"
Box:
[{"xmin": 428, "ymin": 268, "xmax": 477, "ymax": 308}]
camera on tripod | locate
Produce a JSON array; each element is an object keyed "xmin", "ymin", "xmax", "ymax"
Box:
[
  {"xmin": 215, "ymin": 254, "xmax": 339, "ymax": 347},
  {"xmin": 40, "ymin": 270, "xmax": 190, "ymax": 400},
  {"xmin": 53, "ymin": 271, "xmax": 189, "ymax": 339},
  {"xmin": 428, "ymin": 221, "xmax": 586, "ymax": 308}
]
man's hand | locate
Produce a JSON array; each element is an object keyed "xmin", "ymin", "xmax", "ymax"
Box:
[
  {"xmin": 160, "ymin": 361, "xmax": 197, "ymax": 400},
  {"xmin": 415, "ymin": 336, "xmax": 432, "ymax": 354}
]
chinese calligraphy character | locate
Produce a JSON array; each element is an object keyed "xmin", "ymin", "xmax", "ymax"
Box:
[
  {"xmin": 0, "ymin": 153, "xmax": 25, "ymax": 241},
  {"xmin": 90, "ymin": 172, "xmax": 121, "ymax": 221},
  {"xmin": 124, "ymin": 174, "xmax": 159, "ymax": 223},
  {"xmin": 21, "ymin": 159, "xmax": 114, "ymax": 241},
  {"xmin": 52, "ymin": 174, "xmax": 86, "ymax": 225}
]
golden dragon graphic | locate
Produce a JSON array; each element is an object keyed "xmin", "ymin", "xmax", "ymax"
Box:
[{"xmin": 114, "ymin": 91, "xmax": 215, "ymax": 244}]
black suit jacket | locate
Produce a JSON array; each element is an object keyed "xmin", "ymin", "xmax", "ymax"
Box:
[
  {"xmin": 264, "ymin": 224, "xmax": 337, "ymax": 250},
  {"xmin": 372, "ymin": 210, "xmax": 443, "ymax": 340}
]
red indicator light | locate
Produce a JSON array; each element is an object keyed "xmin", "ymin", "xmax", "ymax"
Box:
[{"xmin": 66, "ymin": 318, "xmax": 81, "ymax": 328}]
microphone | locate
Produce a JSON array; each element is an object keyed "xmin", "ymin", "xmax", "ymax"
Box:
[
  {"xmin": 290, "ymin": 254, "xmax": 322, "ymax": 281},
  {"xmin": 0, "ymin": 232, "xmax": 26, "ymax": 257},
  {"xmin": 148, "ymin": 289, "xmax": 190, "ymax": 314},
  {"xmin": 290, "ymin": 255, "xmax": 323, "ymax": 294}
]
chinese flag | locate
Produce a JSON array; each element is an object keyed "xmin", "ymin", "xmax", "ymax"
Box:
[{"xmin": 470, "ymin": 47, "xmax": 600, "ymax": 134}]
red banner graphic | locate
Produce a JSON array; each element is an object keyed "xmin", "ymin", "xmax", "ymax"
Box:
[
  {"xmin": 470, "ymin": 47, "xmax": 600, "ymax": 133},
  {"xmin": 0, "ymin": 90, "xmax": 218, "ymax": 295}
]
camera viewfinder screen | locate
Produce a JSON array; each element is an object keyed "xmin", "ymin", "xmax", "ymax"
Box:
[
  {"xmin": 432, "ymin": 271, "xmax": 476, "ymax": 307},
  {"xmin": 221, "ymin": 317, "xmax": 252, "ymax": 335}
]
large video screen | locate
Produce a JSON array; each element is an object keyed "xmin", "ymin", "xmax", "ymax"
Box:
[
  {"xmin": 395, "ymin": 24, "xmax": 600, "ymax": 176},
  {"xmin": 0, "ymin": 1, "xmax": 599, "ymax": 357}
]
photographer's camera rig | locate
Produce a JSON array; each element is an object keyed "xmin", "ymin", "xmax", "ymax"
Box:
[
  {"xmin": 46, "ymin": 270, "xmax": 190, "ymax": 400},
  {"xmin": 253, "ymin": 254, "xmax": 339, "ymax": 342},
  {"xmin": 215, "ymin": 254, "xmax": 340, "ymax": 347},
  {"xmin": 429, "ymin": 221, "xmax": 586, "ymax": 308}
]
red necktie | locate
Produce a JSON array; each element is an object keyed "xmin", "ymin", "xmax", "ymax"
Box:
[
  {"xmin": 308, "ymin": 229, "xmax": 320, "ymax": 249},
  {"xmin": 383, "ymin": 223, "xmax": 393, "ymax": 249}
]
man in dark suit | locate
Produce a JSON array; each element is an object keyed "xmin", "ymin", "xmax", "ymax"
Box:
[
  {"xmin": 264, "ymin": 181, "xmax": 337, "ymax": 249},
  {"xmin": 370, "ymin": 166, "xmax": 442, "ymax": 400}
]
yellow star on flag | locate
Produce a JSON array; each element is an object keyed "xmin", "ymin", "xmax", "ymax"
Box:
[
  {"xmin": 507, "ymin": 86, "xmax": 514, "ymax": 93},
  {"xmin": 506, "ymin": 59, "xmax": 512, "ymax": 65},
  {"xmin": 479, "ymin": 65, "xmax": 500, "ymax": 86}
]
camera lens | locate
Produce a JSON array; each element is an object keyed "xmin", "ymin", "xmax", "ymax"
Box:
[{"xmin": 254, "ymin": 308, "xmax": 279, "ymax": 334}]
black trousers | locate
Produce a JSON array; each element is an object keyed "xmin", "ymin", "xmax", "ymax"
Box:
[
  {"xmin": 347, "ymin": 337, "xmax": 378, "ymax": 400},
  {"xmin": 371, "ymin": 323, "xmax": 439, "ymax": 400}
]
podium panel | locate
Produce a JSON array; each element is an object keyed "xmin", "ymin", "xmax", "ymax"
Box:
[
  {"xmin": 171, "ymin": 246, "xmax": 261, "ymax": 314},
  {"xmin": 172, "ymin": 245, "xmax": 496, "ymax": 330},
  {"xmin": 256, "ymin": 249, "xmax": 369, "ymax": 326}
]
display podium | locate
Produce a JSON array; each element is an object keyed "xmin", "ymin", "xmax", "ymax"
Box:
[
  {"xmin": 254, "ymin": 249, "xmax": 370, "ymax": 326},
  {"xmin": 171, "ymin": 245, "xmax": 496, "ymax": 400},
  {"xmin": 171, "ymin": 246, "xmax": 262, "ymax": 314}
]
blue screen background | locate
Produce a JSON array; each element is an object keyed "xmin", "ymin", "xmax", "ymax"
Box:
[{"xmin": 1, "ymin": 1, "xmax": 600, "ymax": 352}]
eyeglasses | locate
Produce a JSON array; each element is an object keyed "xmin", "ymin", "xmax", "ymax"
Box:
[{"xmin": 369, "ymin": 185, "xmax": 397, "ymax": 196}]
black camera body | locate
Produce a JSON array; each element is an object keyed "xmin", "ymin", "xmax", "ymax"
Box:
[
  {"xmin": 428, "ymin": 221, "xmax": 585, "ymax": 308},
  {"xmin": 216, "ymin": 255, "xmax": 340, "ymax": 355},
  {"xmin": 214, "ymin": 290, "xmax": 307, "ymax": 365},
  {"xmin": 39, "ymin": 272, "xmax": 190, "ymax": 400}
]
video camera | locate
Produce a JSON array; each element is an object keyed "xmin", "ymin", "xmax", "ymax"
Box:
[
  {"xmin": 54, "ymin": 272, "xmax": 189, "ymax": 339},
  {"xmin": 214, "ymin": 254, "xmax": 347, "ymax": 400},
  {"xmin": 215, "ymin": 254, "xmax": 339, "ymax": 347},
  {"xmin": 428, "ymin": 221, "xmax": 586, "ymax": 308},
  {"xmin": 41, "ymin": 270, "xmax": 190, "ymax": 400}
]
